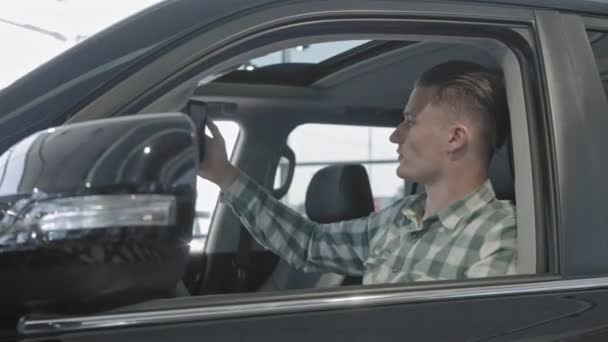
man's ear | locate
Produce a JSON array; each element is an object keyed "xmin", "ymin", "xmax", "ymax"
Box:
[{"xmin": 446, "ymin": 124, "xmax": 470, "ymax": 154}]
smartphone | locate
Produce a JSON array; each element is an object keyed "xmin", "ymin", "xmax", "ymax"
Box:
[{"xmin": 187, "ymin": 100, "xmax": 207, "ymax": 161}]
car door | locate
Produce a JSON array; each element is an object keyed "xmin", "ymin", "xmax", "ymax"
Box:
[{"xmin": 8, "ymin": 1, "xmax": 608, "ymax": 341}]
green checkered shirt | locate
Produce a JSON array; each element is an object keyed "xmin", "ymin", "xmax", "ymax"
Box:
[{"xmin": 221, "ymin": 173, "xmax": 517, "ymax": 284}]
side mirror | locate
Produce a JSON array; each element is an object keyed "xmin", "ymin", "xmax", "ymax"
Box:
[{"xmin": 0, "ymin": 113, "xmax": 198, "ymax": 319}]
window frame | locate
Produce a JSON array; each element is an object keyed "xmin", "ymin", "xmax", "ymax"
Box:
[
  {"xmin": 180, "ymin": 19, "xmax": 556, "ymax": 288},
  {"xmin": 145, "ymin": 8, "xmax": 550, "ymax": 297},
  {"xmin": 194, "ymin": 23, "xmax": 545, "ymax": 279}
]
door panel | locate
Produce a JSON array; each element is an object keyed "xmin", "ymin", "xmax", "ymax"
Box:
[{"xmin": 20, "ymin": 287, "xmax": 608, "ymax": 341}]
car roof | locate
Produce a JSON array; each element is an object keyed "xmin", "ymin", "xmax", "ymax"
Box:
[{"xmin": 463, "ymin": 0, "xmax": 608, "ymax": 16}]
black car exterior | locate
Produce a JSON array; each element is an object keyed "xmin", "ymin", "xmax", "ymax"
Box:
[{"xmin": 3, "ymin": 0, "xmax": 608, "ymax": 341}]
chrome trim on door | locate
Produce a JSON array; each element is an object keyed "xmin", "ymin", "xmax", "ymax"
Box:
[{"xmin": 19, "ymin": 276, "xmax": 608, "ymax": 335}]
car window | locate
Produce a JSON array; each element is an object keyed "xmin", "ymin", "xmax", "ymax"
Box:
[
  {"xmin": 190, "ymin": 120, "xmax": 240, "ymax": 253},
  {"xmin": 199, "ymin": 34, "xmax": 536, "ymax": 286},
  {"xmin": 246, "ymin": 40, "xmax": 369, "ymax": 68},
  {"xmin": 278, "ymin": 124, "xmax": 404, "ymax": 215},
  {"xmin": 587, "ymin": 30, "xmax": 608, "ymax": 100}
]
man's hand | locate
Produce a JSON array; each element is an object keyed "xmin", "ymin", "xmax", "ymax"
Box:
[{"xmin": 198, "ymin": 120, "xmax": 239, "ymax": 190}]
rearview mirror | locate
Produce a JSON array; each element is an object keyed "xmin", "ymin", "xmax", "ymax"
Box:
[{"xmin": 0, "ymin": 113, "xmax": 199, "ymax": 321}]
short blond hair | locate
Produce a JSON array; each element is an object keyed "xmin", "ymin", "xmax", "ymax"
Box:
[{"xmin": 417, "ymin": 61, "xmax": 509, "ymax": 162}]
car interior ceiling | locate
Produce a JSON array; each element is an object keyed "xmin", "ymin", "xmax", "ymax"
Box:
[{"xmin": 163, "ymin": 39, "xmax": 529, "ymax": 296}]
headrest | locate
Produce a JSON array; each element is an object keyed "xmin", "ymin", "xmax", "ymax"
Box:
[
  {"xmin": 488, "ymin": 139, "xmax": 515, "ymax": 202},
  {"xmin": 305, "ymin": 164, "xmax": 374, "ymax": 223}
]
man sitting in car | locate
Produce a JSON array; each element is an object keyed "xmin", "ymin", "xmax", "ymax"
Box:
[{"xmin": 199, "ymin": 60, "xmax": 516, "ymax": 283}]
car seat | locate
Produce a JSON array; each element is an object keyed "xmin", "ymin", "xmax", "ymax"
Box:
[{"xmin": 258, "ymin": 164, "xmax": 374, "ymax": 290}]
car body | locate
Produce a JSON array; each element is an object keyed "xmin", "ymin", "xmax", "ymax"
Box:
[{"xmin": 3, "ymin": 0, "xmax": 608, "ymax": 340}]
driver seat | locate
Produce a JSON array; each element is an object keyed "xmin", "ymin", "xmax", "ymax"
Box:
[{"xmin": 258, "ymin": 164, "xmax": 374, "ymax": 291}]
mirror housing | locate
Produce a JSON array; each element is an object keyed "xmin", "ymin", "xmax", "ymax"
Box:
[{"xmin": 0, "ymin": 113, "xmax": 198, "ymax": 318}]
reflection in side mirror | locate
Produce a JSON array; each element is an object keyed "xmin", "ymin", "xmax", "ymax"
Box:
[{"xmin": 0, "ymin": 113, "xmax": 198, "ymax": 322}]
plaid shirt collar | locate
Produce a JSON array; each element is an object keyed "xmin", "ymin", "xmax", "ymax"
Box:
[{"xmin": 400, "ymin": 179, "xmax": 497, "ymax": 230}]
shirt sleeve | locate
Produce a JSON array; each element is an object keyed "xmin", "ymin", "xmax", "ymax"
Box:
[
  {"xmin": 465, "ymin": 215, "xmax": 518, "ymax": 278},
  {"xmin": 220, "ymin": 172, "xmax": 397, "ymax": 275}
]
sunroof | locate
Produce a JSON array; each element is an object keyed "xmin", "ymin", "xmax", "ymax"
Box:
[
  {"xmin": 241, "ymin": 40, "xmax": 370, "ymax": 70},
  {"xmin": 209, "ymin": 40, "xmax": 417, "ymax": 87}
]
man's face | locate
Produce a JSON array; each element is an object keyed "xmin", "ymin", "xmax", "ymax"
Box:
[{"xmin": 389, "ymin": 86, "xmax": 450, "ymax": 183}]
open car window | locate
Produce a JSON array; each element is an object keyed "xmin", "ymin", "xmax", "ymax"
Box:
[{"xmin": 194, "ymin": 36, "xmax": 537, "ymax": 293}]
